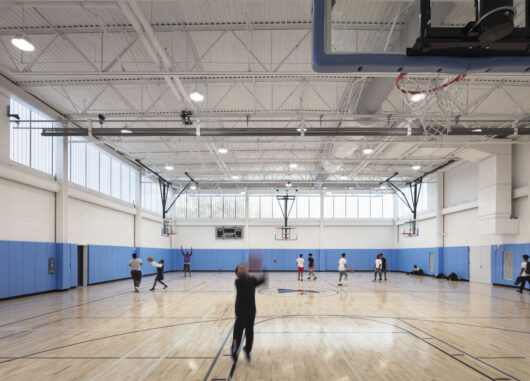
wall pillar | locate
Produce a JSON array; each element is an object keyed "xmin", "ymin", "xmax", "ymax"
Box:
[
  {"xmin": 435, "ymin": 172, "xmax": 444, "ymax": 248},
  {"xmin": 0, "ymin": 92, "xmax": 10, "ymax": 163},
  {"xmin": 55, "ymin": 136, "xmax": 69, "ymax": 243},
  {"xmin": 134, "ymin": 170, "xmax": 142, "ymax": 249}
]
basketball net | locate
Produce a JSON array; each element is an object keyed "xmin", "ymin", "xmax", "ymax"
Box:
[{"xmin": 396, "ymin": 73, "xmax": 467, "ymax": 137}]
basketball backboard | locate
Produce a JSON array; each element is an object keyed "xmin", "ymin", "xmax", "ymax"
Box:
[{"xmin": 313, "ymin": 0, "xmax": 530, "ymax": 73}]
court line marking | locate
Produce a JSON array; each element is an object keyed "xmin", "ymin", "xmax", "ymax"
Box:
[
  {"xmin": 402, "ymin": 317, "xmax": 530, "ymax": 334},
  {"xmin": 398, "ymin": 319, "xmax": 519, "ymax": 381},
  {"xmin": 203, "ymin": 323, "xmax": 234, "ymax": 381},
  {"xmin": 308, "ymin": 306, "xmax": 364, "ymax": 381},
  {"xmin": 137, "ymin": 306, "xmax": 215, "ymax": 381}
]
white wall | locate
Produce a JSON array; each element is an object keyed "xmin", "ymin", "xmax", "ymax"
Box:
[
  {"xmin": 139, "ymin": 215, "xmax": 172, "ymax": 248},
  {"xmin": 395, "ymin": 217, "xmax": 437, "ymax": 248},
  {"xmin": 174, "ymin": 222, "xmax": 394, "ymax": 249},
  {"xmin": 512, "ymin": 144, "xmax": 528, "ymax": 189},
  {"xmin": 444, "ymin": 162, "xmax": 478, "ymax": 207},
  {"xmin": 0, "ymin": 176, "xmax": 55, "ymax": 242},
  {"xmin": 68, "ymin": 197, "xmax": 134, "ymax": 246}
]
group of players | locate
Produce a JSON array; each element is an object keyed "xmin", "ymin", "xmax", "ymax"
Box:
[{"xmin": 295, "ymin": 252, "xmax": 389, "ymax": 286}]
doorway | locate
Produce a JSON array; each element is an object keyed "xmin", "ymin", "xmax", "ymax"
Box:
[{"xmin": 77, "ymin": 245, "xmax": 84, "ymax": 286}]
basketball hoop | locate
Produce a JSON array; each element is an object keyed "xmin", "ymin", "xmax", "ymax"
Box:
[{"xmin": 395, "ymin": 73, "xmax": 467, "ymax": 137}]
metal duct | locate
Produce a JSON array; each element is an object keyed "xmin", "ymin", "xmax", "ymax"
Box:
[{"xmin": 41, "ymin": 127, "xmax": 530, "ymax": 137}]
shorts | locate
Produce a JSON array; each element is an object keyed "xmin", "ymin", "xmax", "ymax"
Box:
[
  {"xmin": 183, "ymin": 263, "xmax": 190, "ymax": 271},
  {"xmin": 298, "ymin": 267, "xmax": 304, "ymax": 273},
  {"xmin": 339, "ymin": 270, "xmax": 347, "ymax": 276}
]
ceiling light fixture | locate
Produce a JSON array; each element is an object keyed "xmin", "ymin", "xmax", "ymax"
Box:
[
  {"xmin": 296, "ymin": 127, "xmax": 307, "ymax": 132},
  {"xmin": 340, "ymin": 175, "xmax": 348, "ymax": 180},
  {"xmin": 286, "ymin": 181, "xmax": 292, "ymax": 188},
  {"xmin": 472, "ymin": 128, "xmax": 482, "ymax": 132},
  {"xmin": 289, "ymin": 163, "xmax": 298, "ymax": 168},
  {"xmin": 218, "ymin": 147, "xmax": 228, "ymax": 154},
  {"xmin": 190, "ymin": 184, "xmax": 197, "ymax": 190},
  {"xmin": 326, "ymin": 191, "xmax": 332, "ymax": 195},
  {"xmin": 379, "ymin": 184, "xmax": 388, "ymax": 189},
  {"xmin": 363, "ymin": 148, "xmax": 373, "ymax": 155},
  {"xmin": 11, "ymin": 36, "xmax": 35, "ymax": 52},
  {"xmin": 189, "ymin": 91, "xmax": 204, "ymax": 102},
  {"xmin": 412, "ymin": 165, "xmax": 422, "ymax": 170},
  {"xmin": 120, "ymin": 128, "xmax": 132, "ymax": 134},
  {"xmin": 231, "ymin": 175, "xmax": 240, "ymax": 180},
  {"xmin": 410, "ymin": 93, "xmax": 426, "ymax": 102},
  {"xmin": 164, "ymin": 165, "xmax": 174, "ymax": 171}
]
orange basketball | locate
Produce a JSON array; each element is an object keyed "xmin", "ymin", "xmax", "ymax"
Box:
[
  {"xmin": 147, "ymin": 256, "xmax": 153, "ymax": 262},
  {"xmin": 349, "ymin": 268, "xmax": 354, "ymax": 273},
  {"xmin": 273, "ymin": 259, "xmax": 277, "ymax": 263}
]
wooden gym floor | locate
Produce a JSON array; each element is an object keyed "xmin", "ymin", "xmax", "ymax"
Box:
[{"xmin": 0, "ymin": 272, "xmax": 529, "ymax": 381}]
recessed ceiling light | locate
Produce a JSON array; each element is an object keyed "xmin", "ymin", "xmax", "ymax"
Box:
[
  {"xmin": 231, "ymin": 175, "xmax": 240, "ymax": 180},
  {"xmin": 218, "ymin": 147, "xmax": 228, "ymax": 154},
  {"xmin": 285, "ymin": 181, "xmax": 292, "ymax": 188},
  {"xmin": 164, "ymin": 165, "xmax": 174, "ymax": 171},
  {"xmin": 322, "ymin": 186, "xmax": 327, "ymax": 190},
  {"xmin": 410, "ymin": 93, "xmax": 426, "ymax": 102},
  {"xmin": 189, "ymin": 91, "xmax": 204, "ymax": 102},
  {"xmin": 340, "ymin": 175, "xmax": 348, "ymax": 180},
  {"xmin": 289, "ymin": 163, "xmax": 298, "ymax": 168},
  {"xmin": 120, "ymin": 129, "xmax": 132, "ymax": 134},
  {"xmin": 11, "ymin": 37, "xmax": 34, "ymax": 52},
  {"xmin": 379, "ymin": 184, "xmax": 388, "ymax": 189},
  {"xmin": 472, "ymin": 128, "xmax": 482, "ymax": 132},
  {"xmin": 297, "ymin": 127, "xmax": 307, "ymax": 132},
  {"xmin": 412, "ymin": 165, "xmax": 421, "ymax": 170},
  {"xmin": 190, "ymin": 184, "xmax": 197, "ymax": 190},
  {"xmin": 363, "ymin": 148, "xmax": 373, "ymax": 155}
]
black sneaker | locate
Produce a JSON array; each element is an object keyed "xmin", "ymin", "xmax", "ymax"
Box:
[
  {"xmin": 150, "ymin": 288, "xmax": 155, "ymax": 291},
  {"xmin": 243, "ymin": 347, "xmax": 251, "ymax": 362},
  {"xmin": 516, "ymin": 289, "xmax": 523, "ymax": 293},
  {"xmin": 163, "ymin": 285, "xmax": 168, "ymax": 289}
]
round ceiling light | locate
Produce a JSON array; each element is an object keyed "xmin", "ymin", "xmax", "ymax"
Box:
[
  {"xmin": 189, "ymin": 91, "xmax": 204, "ymax": 102},
  {"xmin": 11, "ymin": 37, "xmax": 34, "ymax": 52}
]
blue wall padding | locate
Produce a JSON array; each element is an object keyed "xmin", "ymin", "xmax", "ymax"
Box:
[
  {"xmin": 396, "ymin": 247, "xmax": 439, "ymax": 275},
  {"xmin": 442, "ymin": 246, "xmax": 469, "ymax": 280},
  {"xmin": 56, "ymin": 243, "xmax": 77, "ymax": 290},
  {"xmin": 87, "ymin": 245, "xmax": 135, "ymax": 284},
  {"xmin": 491, "ymin": 243, "xmax": 530, "ymax": 286}
]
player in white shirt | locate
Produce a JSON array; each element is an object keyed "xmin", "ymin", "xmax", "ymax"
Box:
[
  {"xmin": 296, "ymin": 254, "xmax": 304, "ymax": 281},
  {"xmin": 373, "ymin": 254, "xmax": 383, "ymax": 282},
  {"xmin": 516, "ymin": 254, "xmax": 530, "ymax": 293},
  {"xmin": 338, "ymin": 253, "xmax": 351, "ymax": 286},
  {"xmin": 128, "ymin": 253, "xmax": 143, "ymax": 292}
]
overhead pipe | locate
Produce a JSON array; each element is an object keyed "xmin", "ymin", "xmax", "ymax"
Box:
[{"xmin": 41, "ymin": 127, "xmax": 530, "ymax": 137}]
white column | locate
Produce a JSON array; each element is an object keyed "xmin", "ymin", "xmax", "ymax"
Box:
[
  {"xmin": 134, "ymin": 170, "xmax": 142, "ymax": 249},
  {"xmin": 55, "ymin": 136, "xmax": 68, "ymax": 243},
  {"xmin": 435, "ymin": 172, "xmax": 444, "ymax": 247},
  {"xmin": 0, "ymin": 92, "xmax": 10, "ymax": 163},
  {"xmin": 244, "ymin": 192, "xmax": 250, "ymax": 251}
]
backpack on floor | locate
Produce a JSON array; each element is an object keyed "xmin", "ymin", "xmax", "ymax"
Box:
[
  {"xmin": 436, "ymin": 273, "xmax": 446, "ymax": 279},
  {"xmin": 417, "ymin": 269, "xmax": 424, "ymax": 275},
  {"xmin": 448, "ymin": 272, "xmax": 459, "ymax": 281}
]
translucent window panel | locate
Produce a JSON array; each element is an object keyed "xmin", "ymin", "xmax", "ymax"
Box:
[
  {"xmin": 99, "ymin": 153, "xmax": 111, "ymax": 195},
  {"xmin": 31, "ymin": 119, "xmax": 54, "ymax": 175},
  {"xmin": 86, "ymin": 145, "xmax": 99, "ymax": 191},
  {"xmin": 383, "ymin": 194, "xmax": 394, "ymax": 219},
  {"xmin": 121, "ymin": 165, "xmax": 130, "ymax": 202},
  {"xmin": 324, "ymin": 196, "xmax": 334, "ymax": 218},
  {"xmin": 429, "ymin": 252, "xmax": 435, "ymax": 273},
  {"xmin": 130, "ymin": 170, "xmax": 137, "ymax": 205},
  {"xmin": 249, "ymin": 196, "xmax": 260, "ymax": 218},
  {"xmin": 212, "ymin": 196, "xmax": 224, "ymax": 219},
  {"xmin": 69, "ymin": 139, "xmax": 86, "ymax": 186},
  {"xmin": 503, "ymin": 251, "xmax": 513, "ymax": 280},
  {"xmin": 370, "ymin": 197, "xmax": 383, "ymax": 219},
  {"xmin": 309, "ymin": 196, "xmax": 321, "ymax": 218},
  {"xmin": 111, "ymin": 158, "xmax": 121, "ymax": 199},
  {"xmin": 296, "ymin": 196, "xmax": 309, "ymax": 218},
  {"xmin": 176, "ymin": 194, "xmax": 187, "ymax": 219},
  {"xmin": 235, "ymin": 196, "xmax": 245, "ymax": 219},
  {"xmin": 333, "ymin": 196, "xmax": 346, "ymax": 218},
  {"xmin": 199, "ymin": 196, "xmax": 212, "ymax": 219},
  {"xmin": 187, "ymin": 196, "xmax": 199, "ymax": 219},
  {"xmin": 260, "ymin": 196, "xmax": 273, "ymax": 218},
  {"xmin": 358, "ymin": 197, "xmax": 370, "ymax": 218},
  {"xmin": 224, "ymin": 196, "xmax": 236, "ymax": 219},
  {"xmin": 346, "ymin": 196, "xmax": 358, "ymax": 218},
  {"xmin": 10, "ymin": 99, "xmax": 31, "ymax": 167}
]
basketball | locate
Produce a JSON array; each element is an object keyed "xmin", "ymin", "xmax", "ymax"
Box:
[
  {"xmin": 349, "ymin": 268, "xmax": 354, "ymax": 273},
  {"xmin": 147, "ymin": 256, "xmax": 153, "ymax": 262},
  {"xmin": 273, "ymin": 259, "xmax": 277, "ymax": 263}
]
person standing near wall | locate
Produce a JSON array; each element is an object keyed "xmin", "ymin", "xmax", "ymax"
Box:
[
  {"xmin": 129, "ymin": 253, "xmax": 142, "ymax": 292},
  {"xmin": 516, "ymin": 254, "xmax": 530, "ymax": 293},
  {"xmin": 373, "ymin": 254, "xmax": 383, "ymax": 282},
  {"xmin": 381, "ymin": 254, "xmax": 388, "ymax": 281},
  {"xmin": 181, "ymin": 246, "xmax": 193, "ymax": 277}
]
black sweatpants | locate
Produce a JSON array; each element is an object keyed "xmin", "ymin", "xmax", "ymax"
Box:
[
  {"xmin": 232, "ymin": 310, "xmax": 255, "ymax": 354},
  {"xmin": 131, "ymin": 270, "xmax": 142, "ymax": 287},
  {"xmin": 152, "ymin": 274, "xmax": 167, "ymax": 289},
  {"xmin": 519, "ymin": 276, "xmax": 530, "ymax": 292}
]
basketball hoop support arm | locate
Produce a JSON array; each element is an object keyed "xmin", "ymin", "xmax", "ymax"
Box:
[{"xmin": 276, "ymin": 191, "xmax": 296, "ymax": 231}]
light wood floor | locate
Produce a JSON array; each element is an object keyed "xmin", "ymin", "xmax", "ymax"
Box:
[{"xmin": 0, "ymin": 272, "xmax": 529, "ymax": 381}]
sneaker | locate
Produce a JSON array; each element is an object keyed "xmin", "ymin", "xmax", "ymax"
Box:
[
  {"xmin": 150, "ymin": 288, "xmax": 155, "ymax": 291},
  {"xmin": 163, "ymin": 285, "xmax": 168, "ymax": 289},
  {"xmin": 338, "ymin": 283, "xmax": 343, "ymax": 286},
  {"xmin": 307, "ymin": 277, "xmax": 311, "ymax": 280},
  {"xmin": 314, "ymin": 277, "xmax": 317, "ymax": 280},
  {"xmin": 372, "ymin": 280, "xmax": 376, "ymax": 282},
  {"xmin": 243, "ymin": 347, "xmax": 251, "ymax": 362},
  {"xmin": 516, "ymin": 289, "xmax": 523, "ymax": 293}
]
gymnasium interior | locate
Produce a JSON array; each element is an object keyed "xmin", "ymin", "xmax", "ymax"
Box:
[{"xmin": 0, "ymin": 0, "xmax": 529, "ymax": 380}]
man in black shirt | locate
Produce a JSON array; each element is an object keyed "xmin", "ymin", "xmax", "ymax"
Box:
[
  {"xmin": 231, "ymin": 264, "xmax": 267, "ymax": 362},
  {"xmin": 307, "ymin": 253, "xmax": 317, "ymax": 280}
]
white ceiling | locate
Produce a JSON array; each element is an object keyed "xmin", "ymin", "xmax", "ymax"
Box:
[{"xmin": 0, "ymin": 0, "xmax": 529, "ymax": 191}]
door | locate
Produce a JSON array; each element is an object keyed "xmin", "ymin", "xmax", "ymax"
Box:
[
  {"xmin": 469, "ymin": 246, "xmax": 491, "ymax": 284},
  {"xmin": 77, "ymin": 245, "xmax": 84, "ymax": 286}
]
